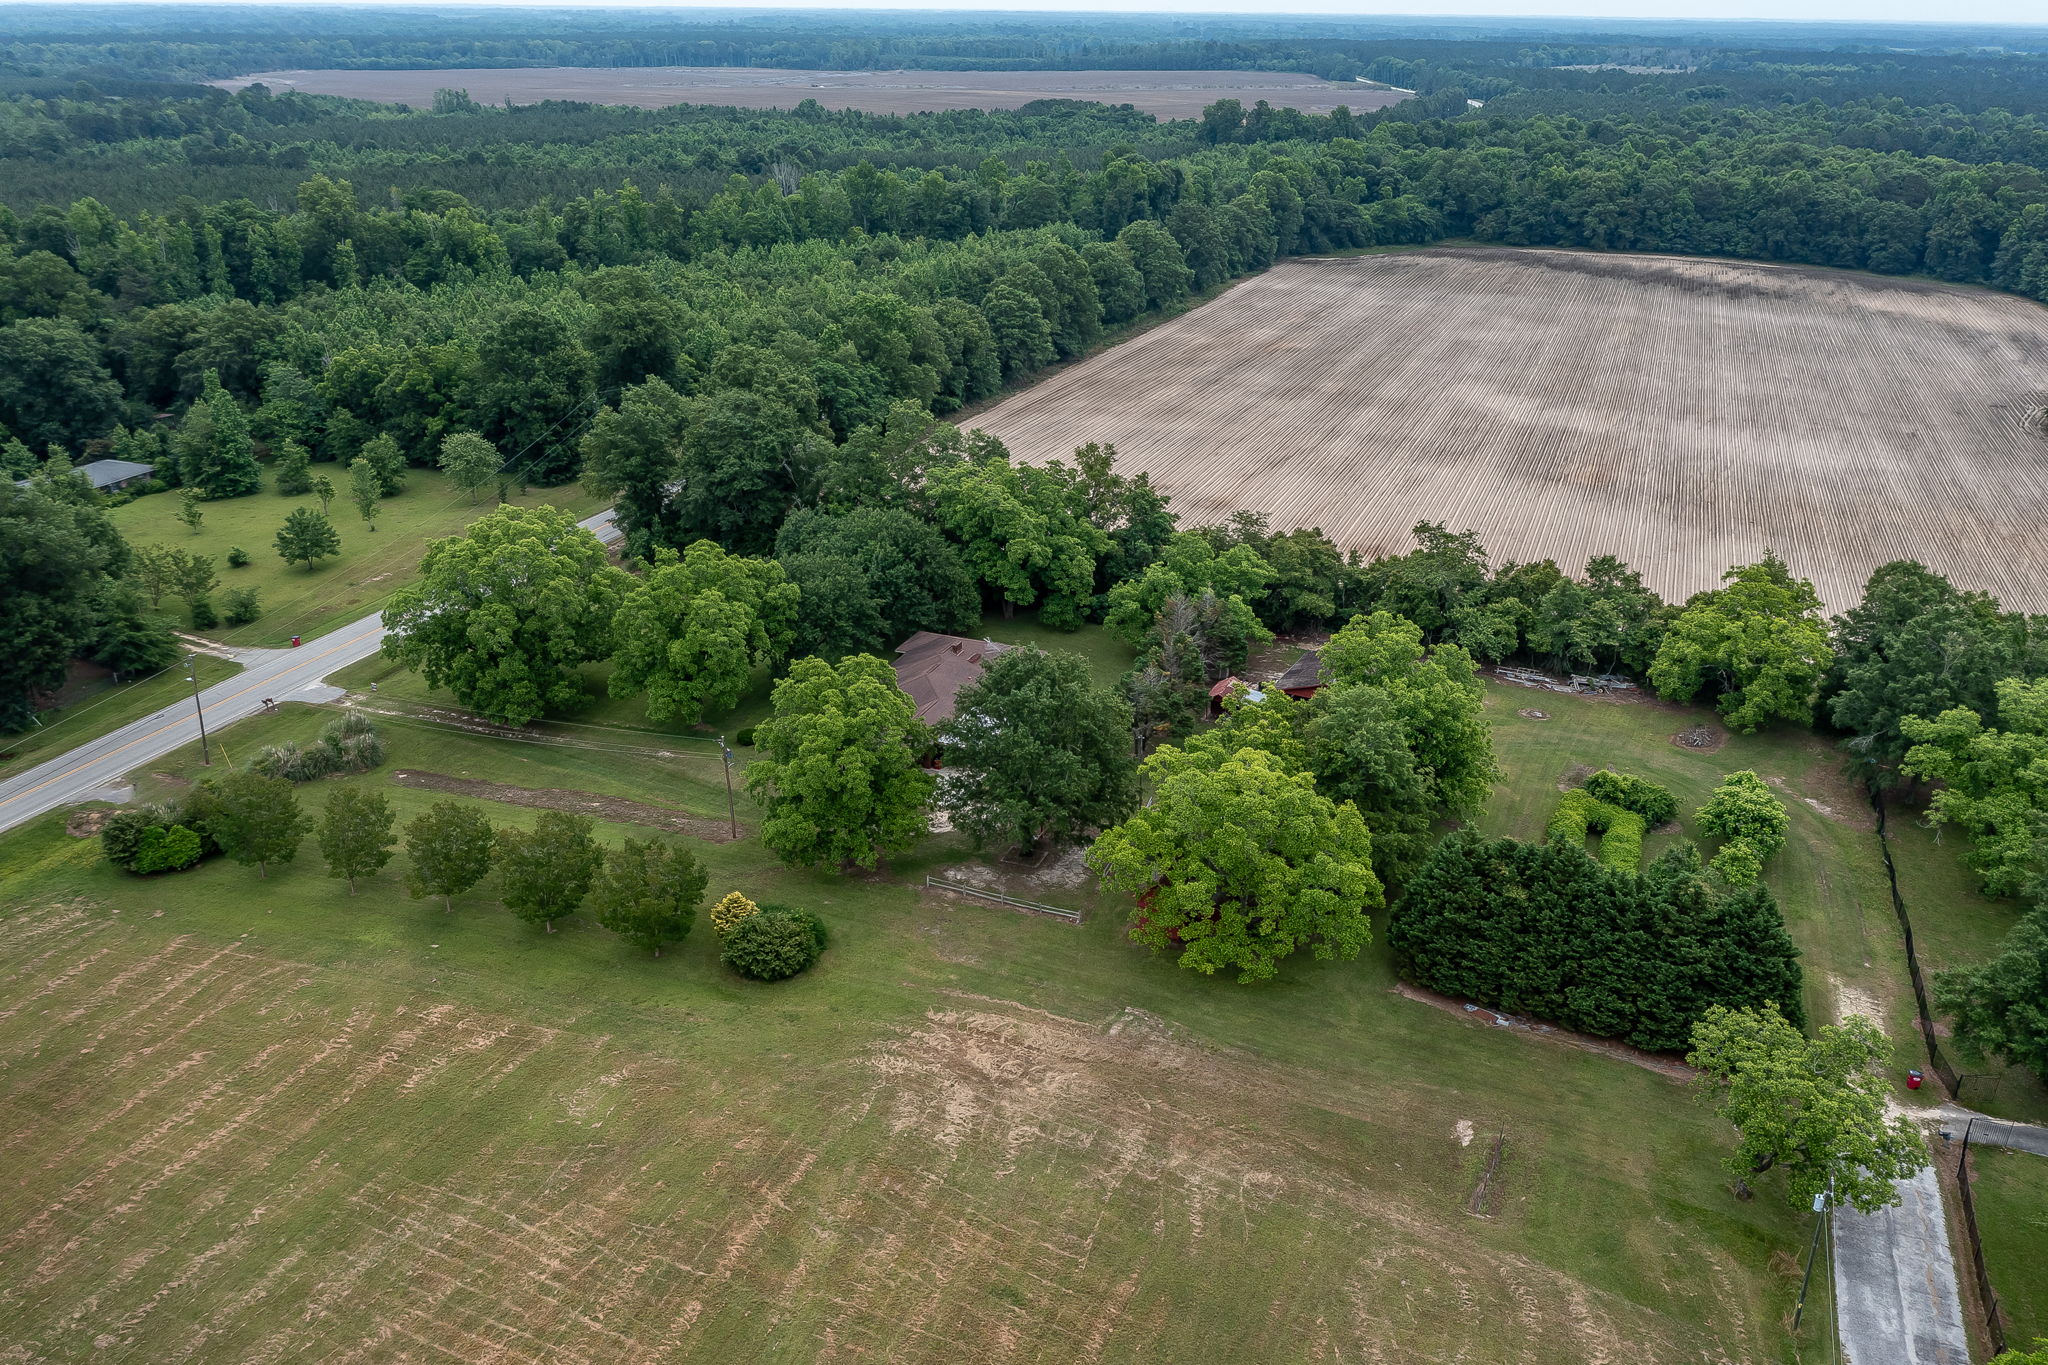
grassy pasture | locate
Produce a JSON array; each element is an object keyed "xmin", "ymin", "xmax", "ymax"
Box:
[
  {"xmin": 1968, "ymin": 1143, "xmax": 2048, "ymax": 1349},
  {"xmin": 109, "ymin": 467, "xmax": 602, "ymax": 648},
  {"xmin": 0, "ymin": 653, "xmax": 240, "ymax": 781},
  {"xmin": 0, "ymin": 690, "xmax": 1837, "ymax": 1364}
]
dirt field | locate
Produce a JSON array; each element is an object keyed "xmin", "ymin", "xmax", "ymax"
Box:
[
  {"xmin": 975, "ymin": 247, "xmax": 2048, "ymax": 613},
  {"xmin": 212, "ymin": 67, "xmax": 1401, "ymax": 119}
]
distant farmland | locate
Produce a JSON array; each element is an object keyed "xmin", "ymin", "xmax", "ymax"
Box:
[
  {"xmin": 212, "ymin": 67, "xmax": 1402, "ymax": 119},
  {"xmin": 976, "ymin": 248, "xmax": 2048, "ymax": 613}
]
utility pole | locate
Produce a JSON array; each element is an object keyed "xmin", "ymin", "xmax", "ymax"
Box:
[
  {"xmin": 186, "ymin": 653, "xmax": 211, "ymax": 765},
  {"xmin": 1791, "ymin": 1184, "xmax": 1830, "ymax": 1332},
  {"xmin": 718, "ymin": 735, "xmax": 737, "ymax": 839}
]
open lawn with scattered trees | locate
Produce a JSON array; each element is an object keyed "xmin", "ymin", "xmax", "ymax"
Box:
[
  {"xmin": 0, "ymin": 694, "xmax": 1843, "ymax": 1364},
  {"xmin": 109, "ymin": 467, "xmax": 602, "ymax": 648}
]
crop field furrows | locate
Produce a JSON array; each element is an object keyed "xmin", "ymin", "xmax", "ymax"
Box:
[
  {"xmin": 976, "ymin": 247, "xmax": 2048, "ymax": 612},
  {"xmin": 0, "ymin": 900, "xmax": 1782, "ymax": 1364}
]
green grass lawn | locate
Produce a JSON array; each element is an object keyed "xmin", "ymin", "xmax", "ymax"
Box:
[
  {"xmin": 1475, "ymin": 680, "xmax": 1924, "ymax": 1088},
  {"xmin": 0, "ymin": 653, "xmax": 240, "ymax": 781},
  {"xmin": 1968, "ymin": 1143, "xmax": 2048, "ymax": 1348},
  {"xmin": 109, "ymin": 467, "xmax": 601, "ymax": 648},
  {"xmin": 1880, "ymin": 797, "xmax": 2048, "ymax": 1125},
  {"xmin": 0, "ymin": 693, "xmax": 1830, "ymax": 1364}
]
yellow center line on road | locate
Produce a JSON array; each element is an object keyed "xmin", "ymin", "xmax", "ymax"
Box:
[{"xmin": 0, "ymin": 624, "xmax": 381, "ymax": 814}]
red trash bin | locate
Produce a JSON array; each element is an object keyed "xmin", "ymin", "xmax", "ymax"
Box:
[
  {"xmin": 291, "ymin": 636, "xmax": 301, "ymax": 647},
  {"xmin": 1907, "ymin": 1069, "xmax": 1924, "ymax": 1090}
]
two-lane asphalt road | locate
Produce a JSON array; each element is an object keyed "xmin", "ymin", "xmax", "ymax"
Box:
[{"xmin": 0, "ymin": 508, "xmax": 617, "ymax": 836}]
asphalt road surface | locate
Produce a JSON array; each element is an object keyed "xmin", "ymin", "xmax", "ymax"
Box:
[
  {"xmin": 0, "ymin": 509, "xmax": 616, "ymax": 836},
  {"xmin": 1831, "ymin": 1163, "xmax": 1970, "ymax": 1365}
]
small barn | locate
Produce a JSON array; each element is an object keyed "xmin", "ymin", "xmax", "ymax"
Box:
[
  {"xmin": 1274, "ymin": 648, "xmax": 1328, "ymax": 699},
  {"xmin": 892, "ymin": 632, "xmax": 1013, "ymax": 726}
]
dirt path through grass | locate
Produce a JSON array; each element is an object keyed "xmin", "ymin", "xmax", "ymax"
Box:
[{"xmin": 388, "ymin": 769, "xmax": 741, "ymax": 841}]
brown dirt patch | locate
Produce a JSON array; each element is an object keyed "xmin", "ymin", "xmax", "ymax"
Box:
[
  {"xmin": 1673, "ymin": 725, "xmax": 1726, "ymax": 754},
  {"xmin": 387, "ymin": 769, "xmax": 740, "ymax": 841},
  {"xmin": 212, "ymin": 67, "xmax": 1405, "ymax": 119},
  {"xmin": 1557, "ymin": 763, "xmax": 1594, "ymax": 792},
  {"xmin": 66, "ymin": 809, "xmax": 114, "ymax": 837},
  {"xmin": 1394, "ymin": 982, "xmax": 1697, "ymax": 1083}
]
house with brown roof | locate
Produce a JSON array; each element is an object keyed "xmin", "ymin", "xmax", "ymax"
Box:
[
  {"xmin": 1274, "ymin": 648, "xmax": 1328, "ymax": 699},
  {"xmin": 892, "ymin": 632, "xmax": 1013, "ymax": 726}
]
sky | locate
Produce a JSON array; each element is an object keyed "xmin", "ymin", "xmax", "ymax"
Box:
[{"xmin": 55, "ymin": 0, "xmax": 2048, "ymax": 23}]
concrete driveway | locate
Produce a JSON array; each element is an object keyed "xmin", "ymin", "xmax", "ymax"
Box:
[{"xmin": 1832, "ymin": 1162, "xmax": 1970, "ymax": 1365}]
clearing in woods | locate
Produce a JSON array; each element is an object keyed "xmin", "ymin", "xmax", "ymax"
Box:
[
  {"xmin": 0, "ymin": 684, "xmax": 1836, "ymax": 1364},
  {"xmin": 210, "ymin": 68, "xmax": 1404, "ymax": 119},
  {"xmin": 975, "ymin": 246, "xmax": 2048, "ymax": 613}
]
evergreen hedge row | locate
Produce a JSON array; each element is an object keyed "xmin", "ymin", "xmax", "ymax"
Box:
[
  {"xmin": 1389, "ymin": 833, "xmax": 1805, "ymax": 1053},
  {"xmin": 1547, "ymin": 789, "xmax": 1647, "ymax": 871}
]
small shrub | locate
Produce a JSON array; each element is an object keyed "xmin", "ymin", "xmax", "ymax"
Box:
[
  {"xmin": 188, "ymin": 594, "xmax": 219, "ymax": 630},
  {"xmin": 734, "ymin": 727, "xmax": 757, "ymax": 747},
  {"xmin": 1547, "ymin": 789, "xmax": 1647, "ymax": 871},
  {"xmin": 1711, "ymin": 837, "xmax": 1766, "ymax": 887},
  {"xmin": 100, "ymin": 808, "xmax": 159, "ymax": 871},
  {"xmin": 1583, "ymin": 769, "xmax": 1678, "ymax": 826},
  {"xmin": 135, "ymin": 478, "xmax": 167, "ymax": 496},
  {"xmin": 710, "ymin": 891, "xmax": 760, "ymax": 936},
  {"xmin": 226, "ymin": 545, "xmax": 251, "ymax": 568},
  {"xmin": 133, "ymin": 824, "xmax": 203, "ymax": 874},
  {"xmin": 248, "ymin": 741, "xmax": 332, "ymax": 783},
  {"xmin": 1697, "ymin": 770, "xmax": 1790, "ymax": 859},
  {"xmin": 328, "ymin": 731, "xmax": 386, "ymax": 774},
  {"xmin": 720, "ymin": 904, "xmax": 827, "ymax": 981},
  {"xmin": 222, "ymin": 586, "xmax": 262, "ymax": 625},
  {"xmin": 325, "ymin": 711, "xmax": 379, "ymax": 741}
]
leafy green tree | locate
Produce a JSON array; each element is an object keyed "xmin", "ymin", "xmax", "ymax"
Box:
[
  {"xmin": 1695, "ymin": 770, "xmax": 1789, "ymax": 885},
  {"xmin": 187, "ymin": 593, "xmax": 218, "ymax": 631},
  {"xmin": 176, "ymin": 375, "xmax": 262, "ymax": 499},
  {"xmin": 497, "ymin": 811, "xmax": 602, "ymax": 932},
  {"xmin": 778, "ymin": 552, "xmax": 887, "ymax": 660},
  {"xmin": 0, "ymin": 482, "xmax": 134, "ymax": 729},
  {"xmin": 673, "ymin": 378, "xmax": 814, "ymax": 555},
  {"xmin": 1935, "ymin": 911, "xmax": 2048, "ymax": 1083},
  {"xmin": 608, "ymin": 541, "xmax": 799, "ymax": 724},
  {"xmin": 775, "ymin": 505, "xmax": 980, "ymax": 651},
  {"xmin": 357, "ymin": 432, "xmax": 407, "ymax": 496},
  {"xmin": 0, "ymin": 316, "xmax": 123, "ymax": 448},
  {"xmin": 274, "ymin": 507, "xmax": 341, "ymax": 568},
  {"xmin": 1650, "ymin": 554, "xmax": 1832, "ymax": 731},
  {"xmin": 403, "ymin": 801, "xmax": 497, "ymax": 910},
  {"xmin": 348, "ymin": 457, "xmax": 380, "ymax": 530},
  {"xmin": 578, "ymin": 377, "xmax": 689, "ymax": 558},
  {"xmin": 437, "ymin": 430, "xmax": 499, "ymax": 504},
  {"xmin": 203, "ymin": 769, "xmax": 309, "ymax": 878},
  {"xmin": 319, "ymin": 787, "xmax": 396, "ymax": 893},
  {"xmin": 88, "ymin": 581, "xmax": 180, "ymax": 679},
  {"xmin": 1901, "ymin": 679, "xmax": 2048, "ymax": 896},
  {"xmin": 747, "ymin": 654, "xmax": 933, "ymax": 869},
  {"xmin": 1089, "ymin": 741, "xmax": 1381, "ymax": 983},
  {"xmin": 926, "ymin": 453, "xmax": 1106, "ymax": 629},
  {"xmin": 253, "ymin": 361, "xmax": 322, "ymax": 449},
  {"xmin": 1687, "ymin": 1004, "xmax": 1928, "ymax": 1213},
  {"xmin": 172, "ymin": 549, "xmax": 217, "ymax": 602},
  {"xmin": 1825, "ymin": 561, "xmax": 2039, "ymax": 773},
  {"xmin": 273, "ymin": 439, "xmax": 313, "ymax": 496},
  {"xmin": 176, "ymin": 487, "xmax": 205, "ymax": 534},
  {"xmin": 381, "ymin": 505, "xmax": 630, "ymax": 726},
  {"xmin": 1103, "ymin": 531, "xmax": 1272, "ymax": 652},
  {"xmin": 590, "ymin": 838, "xmax": 708, "ymax": 956},
  {"xmin": 1307, "ymin": 610, "xmax": 1497, "ymax": 879},
  {"xmin": 981, "ymin": 279, "xmax": 1055, "ymax": 380},
  {"xmin": 720, "ymin": 905, "xmax": 828, "ymax": 981},
  {"xmin": 221, "ymin": 586, "xmax": 261, "ymax": 626},
  {"xmin": 470, "ymin": 304, "xmax": 598, "ymax": 486},
  {"xmin": 310, "ymin": 474, "xmax": 335, "ymax": 516},
  {"xmin": 1115, "ymin": 220, "xmax": 1194, "ymax": 310},
  {"xmin": 939, "ymin": 647, "xmax": 1136, "ymax": 855}
]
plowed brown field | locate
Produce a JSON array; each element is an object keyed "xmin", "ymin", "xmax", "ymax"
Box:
[
  {"xmin": 976, "ymin": 247, "xmax": 2048, "ymax": 612},
  {"xmin": 212, "ymin": 68, "xmax": 1401, "ymax": 119}
]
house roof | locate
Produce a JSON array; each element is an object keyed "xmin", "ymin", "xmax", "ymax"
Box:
[
  {"xmin": 1274, "ymin": 648, "xmax": 1327, "ymax": 692},
  {"xmin": 76, "ymin": 458, "xmax": 156, "ymax": 488},
  {"xmin": 893, "ymin": 632, "xmax": 1013, "ymax": 726},
  {"xmin": 16, "ymin": 458, "xmax": 156, "ymax": 491}
]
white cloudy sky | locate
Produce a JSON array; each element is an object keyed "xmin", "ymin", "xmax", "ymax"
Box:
[{"xmin": 77, "ymin": 1, "xmax": 2048, "ymax": 23}]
